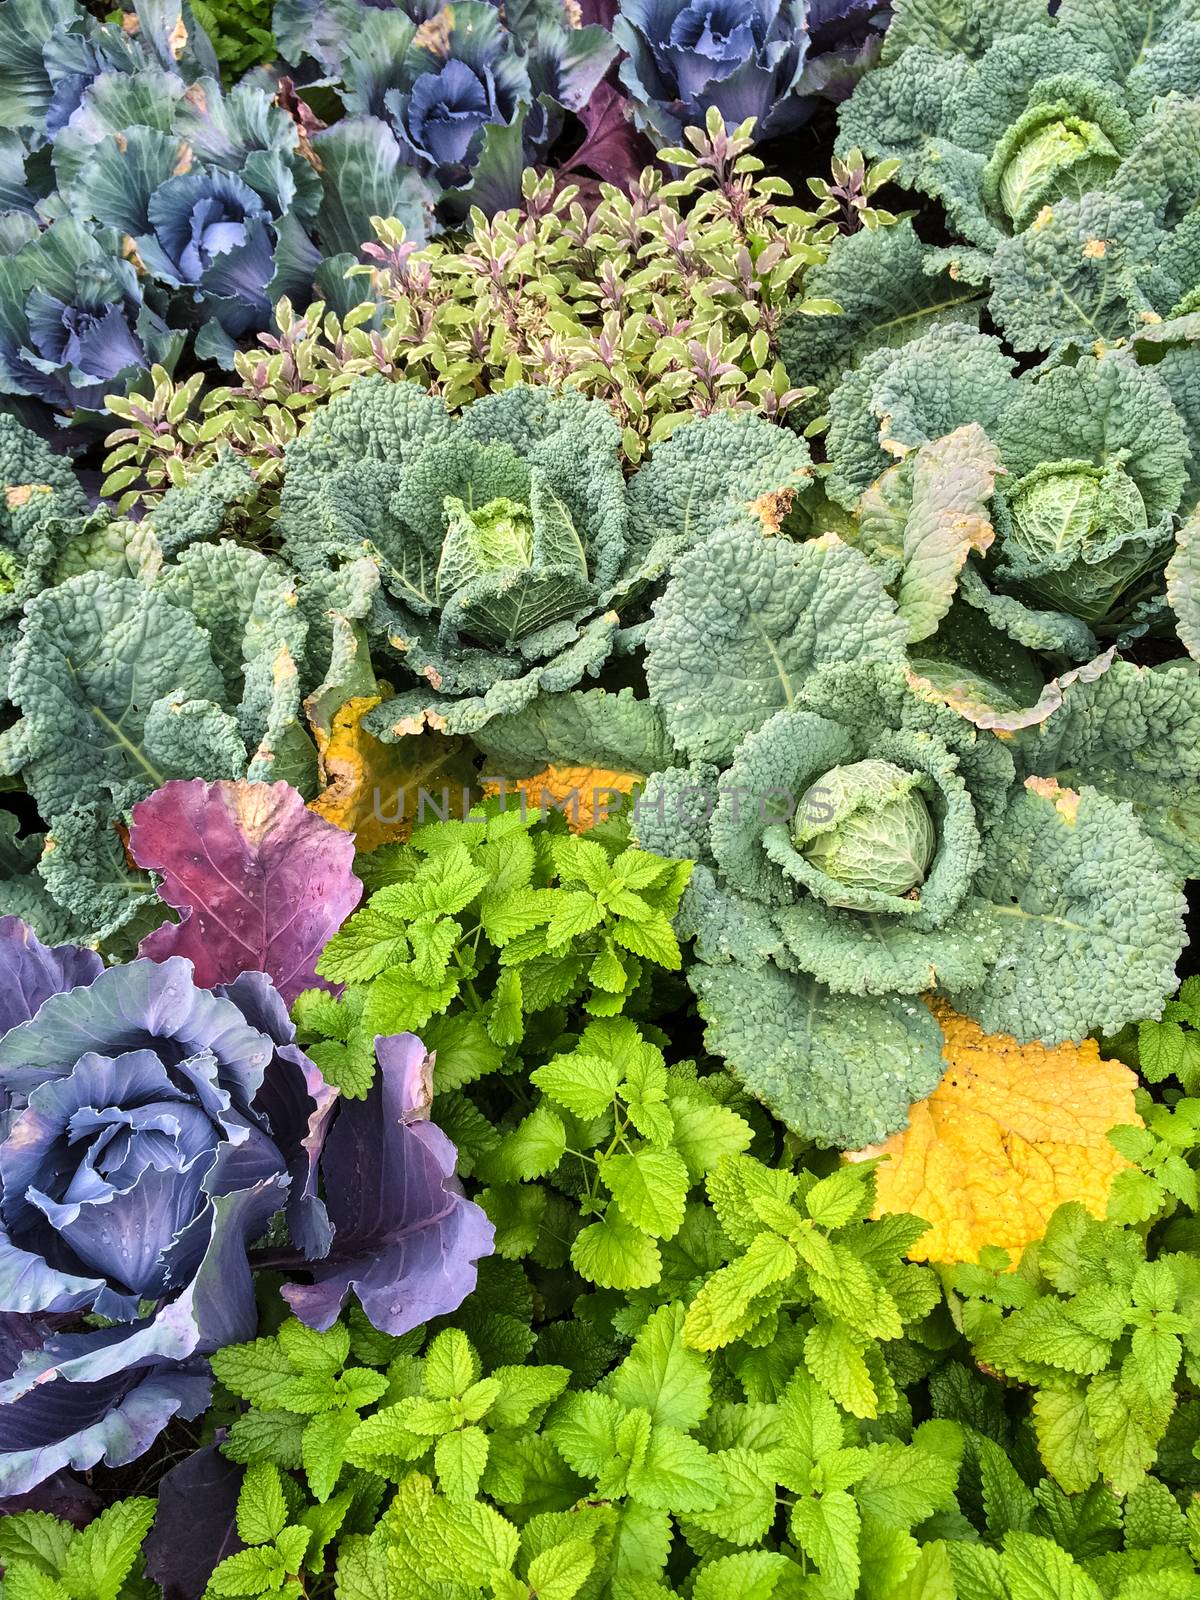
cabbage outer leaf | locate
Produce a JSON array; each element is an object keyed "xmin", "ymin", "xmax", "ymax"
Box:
[
  {"xmin": 0, "ymin": 572, "xmax": 239, "ymax": 824},
  {"xmin": 778, "ymin": 220, "xmax": 985, "ymax": 413},
  {"xmin": 948, "ymin": 776, "xmax": 1186, "ymax": 1040},
  {"xmin": 856, "ymin": 423, "xmax": 1002, "ymax": 643},
  {"xmin": 1011, "ymin": 659, "xmax": 1200, "ymax": 880},
  {"xmin": 645, "ymin": 528, "xmax": 908, "ymax": 765},
  {"xmin": 691, "ymin": 957, "xmax": 947, "ymax": 1150},
  {"xmin": 613, "ymin": 411, "xmax": 813, "ymax": 605},
  {"xmin": 1168, "ymin": 507, "xmax": 1200, "ymax": 661}
]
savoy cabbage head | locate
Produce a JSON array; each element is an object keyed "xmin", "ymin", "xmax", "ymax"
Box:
[
  {"xmin": 837, "ymin": 0, "xmax": 1200, "ymax": 252},
  {"xmin": 635, "ymin": 523, "xmax": 1192, "ymax": 1148},
  {"xmin": 821, "ymin": 321, "xmax": 1197, "ymax": 668},
  {"xmin": 276, "ymin": 376, "xmax": 814, "ymax": 737},
  {"xmin": 830, "ymin": 1, "xmax": 1200, "ymax": 354}
]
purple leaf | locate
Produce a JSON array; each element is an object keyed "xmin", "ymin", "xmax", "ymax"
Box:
[
  {"xmin": 217, "ymin": 972, "xmax": 337, "ymax": 1262},
  {"xmin": 0, "ymin": 917, "xmax": 102, "ymax": 1038},
  {"xmin": 562, "ymin": 82, "xmax": 652, "ymax": 189},
  {"xmin": 144, "ymin": 1446, "xmax": 244, "ymax": 1600},
  {"xmin": 0, "ymin": 1470, "xmax": 102, "ymax": 1525},
  {"xmin": 0, "ymin": 1347, "xmax": 212, "ymax": 1497},
  {"xmin": 129, "ymin": 780, "xmax": 362, "ymax": 1006},
  {"xmin": 282, "ymin": 1034, "xmax": 494, "ymax": 1336}
]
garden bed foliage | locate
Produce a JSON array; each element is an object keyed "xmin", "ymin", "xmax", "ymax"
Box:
[{"xmin": 3, "ymin": 0, "xmax": 1200, "ymax": 1595}]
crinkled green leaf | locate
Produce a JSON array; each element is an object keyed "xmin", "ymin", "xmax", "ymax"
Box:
[
  {"xmin": 690, "ymin": 958, "xmax": 947, "ymax": 1149},
  {"xmin": 951, "ymin": 776, "xmax": 1185, "ymax": 1041},
  {"xmin": 3, "ymin": 572, "xmax": 233, "ymax": 822},
  {"xmin": 645, "ymin": 528, "xmax": 907, "ymax": 765},
  {"xmin": 779, "ymin": 221, "xmax": 984, "ymax": 410}
]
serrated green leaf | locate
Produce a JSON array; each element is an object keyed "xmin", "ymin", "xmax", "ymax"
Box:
[
  {"xmin": 684, "ymin": 1450, "xmax": 778, "ymax": 1548},
  {"xmin": 803, "ymin": 1166, "xmax": 874, "ymax": 1230},
  {"xmin": 531, "ymin": 1052, "xmax": 622, "ymax": 1118},
  {"xmin": 501, "ymin": 1103, "xmax": 566, "ymax": 1181},
  {"xmin": 236, "ymin": 1465, "xmax": 288, "ymax": 1547},
  {"xmin": 423, "ymin": 1330, "xmax": 481, "ymax": 1400},
  {"xmin": 60, "ymin": 1500, "xmax": 155, "ymax": 1600},
  {"xmin": 667, "ymin": 1099, "xmax": 752, "ymax": 1184},
  {"xmin": 0, "ymin": 1516, "xmax": 76, "ymax": 1578},
  {"xmin": 424, "ymin": 1012, "xmax": 504, "ymax": 1092},
  {"xmin": 626, "ymin": 1425, "xmax": 723, "ymax": 1513},
  {"xmin": 804, "ymin": 1321, "xmax": 878, "ymax": 1420},
  {"xmin": 683, "ymin": 1231, "xmax": 796, "ymax": 1352},
  {"xmin": 571, "ymin": 1208, "xmax": 662, "ymax": 1291},
  {"xmin": 790, "ymin": 1488, "xmax": 860, "ymax": 1595},
  {"xmin": 3, "ymin": 1562, "xmax": 72, "ymax": 1600},
  {"xmin": 598, "ymin": 1147, "xmax": 689, "ymax": 1240},
  {"xmin": 480, "ymin": 1183, "xmax": 547, "ymax": 1259},
  {"xmin": 611, "ymin": 1304, "xmax": 711, "ymax": 1431},
  {"xmin": 487, "ymin": 967, "xmax": 524, "ymax": 1048},
  {"xmin": 307, "ymin": 1033, "xmax": 378, "ymax": 1100},
  {"xmin": 545, "ymin": 890, "xmax": 604, "ymax": 949},
  {"xmin": 486, "ymin": 1365, "xmax": 570, "ymax": 1429},
  {"xmin": 302, "ymin": 1410, "xmax": 361, "ymax": 1505},
  {"xmin": 223, "ymin": 1410, "xmax": 308, "ymax": 1470},
  {"xmin": 332, "ymin": 1536, "xmax": 392, "ymax": 1600},
  {"xmin": 524, "ymin": 1538, "xmax": 596, "ymax": 1600},
  {"xmin": 549, "ymin": 1393, "xmax": 625, "ymax": 1480},
  {"xmin": 361, "ymin": 965, "xmax": 460, "ymax": 1039},
  {"xmin": 434, "ymin": 1427, "xmax": 489, "ymax": 1504},
  {"xmin": 206, "ymin": 1545, "xmax": 286, "ymax": 1597},
  {"xmin": 211, "ymin": 1339, "xmax": 297, "ymax": 1410},
  {"xmin": 277, "ymin": 1320, "xmax": 350, "ymax": 1378}
]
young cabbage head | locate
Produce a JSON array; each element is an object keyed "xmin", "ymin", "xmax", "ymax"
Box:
[
  {"xmin": 795, "ymin": 757, "xmax": 936, "ymax": 901},
  {"xmin": 988, "ymin": 104, "xmax": 1123, "ymax": 231},
  {"xmin": 437, "ymin": 496, "xmax": 536, "ymax": 596},
  {"xmin": 1001, "ymin": 458, "xmax": 1160, "ymax": 620}
]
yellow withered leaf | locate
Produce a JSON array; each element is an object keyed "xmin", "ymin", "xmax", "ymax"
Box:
[
  {"xmin": 483, "ymin": 765, "xmax": 640, "ymax": 832},
  {"xmin": 853, "ymin": 1001, "xmax": 1140, "ymax": 1265},
  {"xmin": 308, "ymin": 693, "xmax": 475, "ymax": 851}
]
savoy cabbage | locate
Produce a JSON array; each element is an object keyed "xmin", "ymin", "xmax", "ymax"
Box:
[
  {"xmin": 837, "ymin": 0, "xmax": 1200, "ymax": 252},
  {"xmin": 821, "ymin": 321, "xmax": 1199, "ymax": 668},
  {"xmin": 275, "ymin": 376, "xmax": 815, "ymax": 737},
  {"xmin": 778, "ymin": 218, "xmax": 988, "ymax": 420},
  {"xmin": 832, "ymin": 0, "xmax": 1200, "ymax": 354},
  {"xmin": 634, "ymin": 525, "xmax": 1192, "ymax": 1149},
  {"xmin": 0, "ymin": 426, "xmax": 367, "ymax": 943}
]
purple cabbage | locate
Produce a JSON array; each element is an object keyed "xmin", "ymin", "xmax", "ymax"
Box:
[
  {"xmin": 276, "ymin": 0, "xmax": 617, "ymax": 212},
  {"xmin": 0, "ymin": 928, "xmax": 313, "ymax": 1496},
  {"xmin": 136, "ymin": 171, "xmax": 277, "ymax": 342},
  {"xmin": 0, "ymin": 917, "xmax": 491, "ymax": 1498},
  {"xmin": 399, "ymin": 56, "xmax": 512, "ymax": 177},
  {"xmin": 0, "ymin": 1311, "xmax": 213, "ymax": 1501},
  {"xmin": 0, "ymin": 217, "xmax": 181, "ymax": 420},
  {"xmin": 144, "ymin": 1445, "xmax": 244, "ymax": 1600},
  {"xmin": 383, "ymin": 8, "xmax": 531, "ymax": 190},
  {"xmin": 612, "ymin": 0, "xmax": 888, "ymax": 148},
  {"xmin": 283, "ymin": 1033, "xmax": 495, "ymax": 1336}
]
